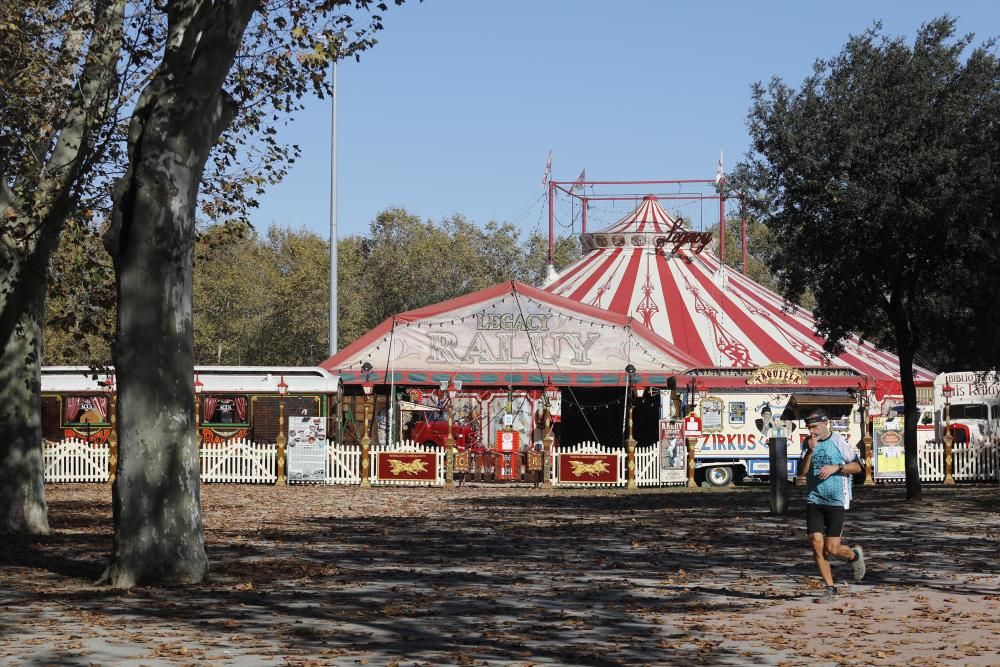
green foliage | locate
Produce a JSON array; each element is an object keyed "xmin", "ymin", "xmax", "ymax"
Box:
[
  {"xmin": 43, "ymin": 220, "xmax": 115, "ymax": 364},
  {"xmin": 740, "ymin": 17, "xmax": 1000, "ymax": 365},
  {"xmin": 740, "ymin": 16, "xmax": 1000, "ymax": 499},
  {"xmin": 346, "ymin": 208, "xmax": 580, "ymax": 346}
]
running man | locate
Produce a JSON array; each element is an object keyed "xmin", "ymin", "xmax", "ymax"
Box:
[{"xmin": 800, "ymin": 410, "xmax": 867, "ymax": 603}]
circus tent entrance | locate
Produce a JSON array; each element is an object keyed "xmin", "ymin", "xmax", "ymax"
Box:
[{"xmin": 558, "ymin": 386, "xmax": 660, "ymax": 450}]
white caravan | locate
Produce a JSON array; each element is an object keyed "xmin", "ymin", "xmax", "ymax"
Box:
[{"xmin": 933, "ymin": 371, "xmax": 1000, "ymax": 443}]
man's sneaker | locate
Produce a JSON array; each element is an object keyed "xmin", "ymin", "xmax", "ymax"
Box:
[
  {"xmin": 815, "ymin": 585, "xmax": 838, "ymax": 603},
  {"xmin": 851, "ymin": 545, "xmax": 866, "ymax": 581}
]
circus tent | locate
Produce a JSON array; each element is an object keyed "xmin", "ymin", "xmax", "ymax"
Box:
[{"xmin": 544, "ymin": 195, "xmax": 935, "ymax": 398}]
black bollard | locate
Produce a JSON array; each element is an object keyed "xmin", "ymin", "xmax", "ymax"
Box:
[{"xmin": 768, "ymin": 436, "xmax": 788, "ymax": 515}]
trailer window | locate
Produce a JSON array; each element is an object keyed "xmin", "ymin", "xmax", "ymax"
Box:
[
  {"xmin": 993, "ymin": 405, "xmax": 1000, "ymax": 420},
  {"xmin": 949, "ymin": 404, "xmax": 988, "ymax": 420},
  {"xmin": 63, "ymin": 395, "xmax": 110, "ymax": 425},
  {"xmin": 203, "ymin": 396, "xmax": 248, "ymax": 424}
]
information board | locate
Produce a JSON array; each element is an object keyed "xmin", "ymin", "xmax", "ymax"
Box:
[
  {"xmin": 286, "ymin": 416, "xmax": 327, "ymax": 483},
  {"xmin": 873, "ymin": 417, "xmax": 905, "ymax": 481}
]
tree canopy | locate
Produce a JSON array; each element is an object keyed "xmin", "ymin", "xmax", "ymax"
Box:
[
  {"xmin": 46, "ymin": 211, "xmax": 581, "ymax": 366},
  {"xmin": 739, "ymin": 16, "xmax": 1000, "ymax": 500}
]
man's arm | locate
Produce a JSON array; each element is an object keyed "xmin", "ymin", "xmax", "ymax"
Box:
[
  {"xmin": 796, "ymin": 437, "xmax": 815, "ymax": 486},
  {"xmin": 817, "ymin": 436, "xmax": 864, "ymax": 479}
]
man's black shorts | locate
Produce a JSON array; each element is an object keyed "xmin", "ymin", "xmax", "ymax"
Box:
[{"xmin": 806, "ymin": 503, "xmax": 846, "ymax": 537}]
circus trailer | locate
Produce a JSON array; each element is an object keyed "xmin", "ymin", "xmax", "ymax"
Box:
[
  {"xmin": 41, "ymin": 366, "xmax": 343, "ymax": 446},
  {"xmin": 933, "ymin": 371, "xmax": 1000, "ymax": 444},
  {"xmin": 675, "ymin": 364, "xmax": 866, "ymax": 486}
]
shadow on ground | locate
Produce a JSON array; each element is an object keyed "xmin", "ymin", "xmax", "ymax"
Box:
[{"xmin": 1, "ymin": 483, "xmax": 997, "ymax": 665}]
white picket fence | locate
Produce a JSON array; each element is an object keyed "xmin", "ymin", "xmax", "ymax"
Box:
[
  {"xmin": 43, "ymin": 438, "xmax": 109, "ymax": 483},
  {"xmin": 917, "ymin": 437, "xmax": 1000, "ymax": 482},
  {"xmin": 369, "ymin": 440, "xmax": 446, "ymax": 487},
  {"xmin": 41, "ymin": 435, "xmax": 1000, "ymax": 486},
  {"xmin": 551, "ymin": 441, "xmax": 626, "ymax": 487},
  {"xmin": 327, "ymin": 443, "xmax": 362, "ymax": 484},
  {"xmin": 200, "ymin": 439, "xmax": 277, "ymax": 484},
  {"xmin": 635, "ymin": 444, "xmax": 659, "ymax": 487}
]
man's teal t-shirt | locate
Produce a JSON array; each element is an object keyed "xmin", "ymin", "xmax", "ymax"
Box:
[{"xmin": 805, "ymin": 432, "xmax": 857, "ymax": 509}]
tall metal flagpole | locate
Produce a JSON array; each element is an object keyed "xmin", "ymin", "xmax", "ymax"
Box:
[{"xmin": 328, "ymin": 57, "xmax": 338, "ymax": 356}]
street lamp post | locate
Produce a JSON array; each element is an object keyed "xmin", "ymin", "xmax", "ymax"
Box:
[
  {"xmin": 942, "ymin": 382, "xmax": 955, "ymax": 485},
  {"xmin": 277, "ymin": 374, "xmax": 288, "ymax": 485},
  {"xmin": 687, "ymin": 380, "xmax": 704, "ymax": 488},
  {"xmin": 194, "ymin": 373, "xmax": 204, "ymax": 449},
  {"xmin": 625, "ymin": 364, "xmax": 638, "ymax": 490},
  {"xmin": 857, "ymin": 382, "xmax": 875, "ymax": 486},
  {"xmin": 542, "ymin": 378, "xmax": 558, "ymax": 487},
  {"xmin": 360, "ymin": 361, "xmax": 374, "ymax": 488},
  {"xmin": 103, "ymin": 373, "xmax": 117, "ymax": 484},
  {"xmin": 444, "ymin": 377, "xmax": 459, "ymax": 488}
]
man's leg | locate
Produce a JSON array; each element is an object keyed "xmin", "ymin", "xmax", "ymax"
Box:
[
  {"xmin": 810, "ymin": 532, "xmax": 835, "ymax": 586},
  {"xmin": 824, "ymin": 511, "xmax": 866, "ymax": 581},
  {"xmin": 807, "ymin": 504, "xmax": 836, "ymax": 587},
  {"xmin": 823, "ymin": 535, "xmax": 855, "ymax": 561}
]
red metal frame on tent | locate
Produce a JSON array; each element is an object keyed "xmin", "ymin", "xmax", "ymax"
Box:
[{"xmin": 547, "ymin": 177, "xmax": 747, "ymax": 274}]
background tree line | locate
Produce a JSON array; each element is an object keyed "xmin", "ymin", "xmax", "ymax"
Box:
[{"xmin": 43, "ymin": 209, "xmax": 580, "ymax": 366}]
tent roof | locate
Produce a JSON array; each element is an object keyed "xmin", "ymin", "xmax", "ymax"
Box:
[
  {"xmin": 321, "ymin": 281, "xmax": 701, "ymax": 387},
  {"xmin": 546, "ymin": 197, "xmax": 935, "ymax": 387}
]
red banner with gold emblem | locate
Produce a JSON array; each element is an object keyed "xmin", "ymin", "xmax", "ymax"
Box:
[
  {"xmin": 558, "ymin": 454, "xmax": 618, "ymax": 484},
  {"xmin": 454, "ymin": 451, "xmax": 470, "ymax": 473},
  {"xmin": 377, "ymin": 452, "xmax": 437, "ymax": 481}
]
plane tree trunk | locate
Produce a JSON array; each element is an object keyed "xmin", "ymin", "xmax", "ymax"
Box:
[
  {"xmin": 0, "ymin": 0, "xmax": 126, "ymax": 533},
  {"xmin": 889, "ymin": 288, "xmax": 923, "ymax": 501},
  {"xmin": 100, "ymin": 0, "xmax": 258, "ymax": 587},
  {"xmin": 0, "ymin": 275, "xmax": 49, "ymax": 534}
]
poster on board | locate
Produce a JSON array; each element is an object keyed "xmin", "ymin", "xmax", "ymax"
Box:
[
  {"xmin": 287, "ymin": 416, "xmax": 327, "ymax": 483},
  {"xmin": 873, "ymin": 417, "xmax": 905, "ymax": 481}
]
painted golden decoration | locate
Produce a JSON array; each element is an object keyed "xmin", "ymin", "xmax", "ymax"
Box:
[
  {"xmin": 388, "ymin": 457, "xmax": 430, "ymax": 476},
  {"xmin": 746, "ymin": 363, "xmax": 808, "ymax": 386},
  {"xmin": 569, "ymin": 459, "xmax": 611, "ymax": 477}
]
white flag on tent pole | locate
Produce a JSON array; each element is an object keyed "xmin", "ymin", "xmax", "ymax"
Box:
[
  {"xmin": 569, "ymin": 168, "xmax": 586, "ymax": 193},
  {"xmin": 541, "ymin": 150, "xmax": 552, "ymax": 188},
  {"xmin": 714, "ymin": 149, "xmax": 725, "ymax": 185}
]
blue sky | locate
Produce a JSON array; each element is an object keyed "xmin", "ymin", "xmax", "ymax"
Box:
[{"xmin": 249, "ymin": 1, "xmax": 1000, "ymax": 242}]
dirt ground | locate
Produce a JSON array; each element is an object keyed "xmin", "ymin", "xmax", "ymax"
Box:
[{"xmin": 1, "ymin": 482, "xmax": 998, "ymax": 666}]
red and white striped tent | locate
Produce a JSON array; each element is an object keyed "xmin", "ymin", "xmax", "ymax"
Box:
[{"xmin": 545, "ymin": 195, "xmax": 935, "ymax": 395}]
